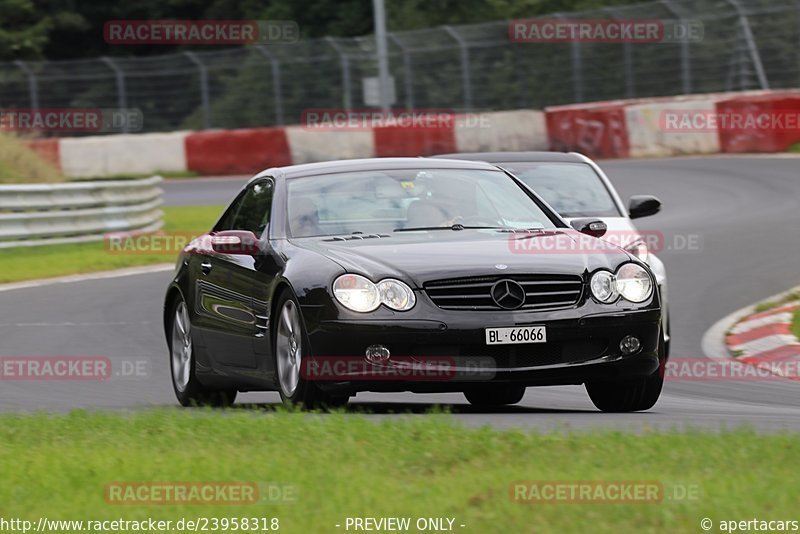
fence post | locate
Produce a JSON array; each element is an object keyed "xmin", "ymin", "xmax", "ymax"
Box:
[
  {"xmin": 14, "ymin": 60, "xmax": 39, "ymax": 111},
  {"xmin": 326, "ymin": 37, "xmax": 352, "ymax": 111},
  {"xmin": 254, "ymin": 46, "xmax": 284, "ymax": 125},
  {"xmin": 605, "ymin": 8, "xmax": 635, "ymax": 98},
  {"xmin": 184, "ymin": 52, "xmax": 212, "ymax": 129},
  {"xmin": 443, "ymin": 25, "xmax": 473, "ymax": 110},
  {"xmin": 100, "ymin": 57, "xmax": 129, "ymax": 133},
  {"xmin": 661, "ymin": 0, "xmax": 693, "ymax": 94},
  {"xmin": 387, "ymin": 33, "xmax": 414, "ymax": 110},
  {"xmin": 725, "ymin": 0, "xmax": 769, "ymax": 89},
  {"xmin": 555, "ymin": 13, "xmax": 584, "ymax": 103}
]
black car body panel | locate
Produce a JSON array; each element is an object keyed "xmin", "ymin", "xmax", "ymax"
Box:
[{"xmin": 164, "ymin": 158, "xmax": 661, "ymax": 395}]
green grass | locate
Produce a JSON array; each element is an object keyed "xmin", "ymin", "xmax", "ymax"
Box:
[
  {"xmin": 0, "ymin": 410, "xmax": 798, "ymax": 533},
  {"xmin": 0, "ymin": 205, "xmax": 223, "ymax": 284},
  {"xmin": 0, "ymin": 134, "xmax": 64, "ymax": 183},
  {"xmin": 753, "ymin": 290, "xmax": 800, "ymax": 313}
]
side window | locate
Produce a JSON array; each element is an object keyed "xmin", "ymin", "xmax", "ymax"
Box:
[{"xmin": 218, "ymin": 180, "xmax": 274, "ymax": 237}]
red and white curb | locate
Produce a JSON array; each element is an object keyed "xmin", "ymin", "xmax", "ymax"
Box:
[{"xmin": 722, "ymin": 294, "xmax": 800, "ymax": 379}]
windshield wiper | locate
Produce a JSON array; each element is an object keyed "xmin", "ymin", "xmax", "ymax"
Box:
[{"xmin": 394, "ymin": 224, "xmax": 509, "ymax": 232}]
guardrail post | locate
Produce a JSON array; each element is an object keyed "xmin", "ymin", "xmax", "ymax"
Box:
[
  {"xmin": 387, "ymin": 33, "xmax": 414, "ymax": 110},
  {"xmin": 101, "ymin": 57, "xmax": 129, "ymax": 133},
  {"xmin": 725, "ymin": 0, "xmax": 769, "ymax": 89},
  {"xmin": 326, "ymin": 37, "xmax": 353, "ymax": 111},
  {"xmin": 604, "ymin": 8, "xmax": 635, "ymax": 98},
  {"xmin": 555, "ymin": 13, "xmax": 584, "ymax": 103},
  {"xmin": 443, "ymin": 25, "xmax": 473, "ymax": 111},
  {"xmin": 14, "ymin": 60, "xmax": 40, "ymax": 111},
  {"xmin": 254, "ymin": 46, "xmax": 285, "ymax": 126},
  {"xmin": 184, "ymin": 51, "xmax": 212, "ymax": 129},
  {"xmin": 661, "ymin": 0, "xmax": 693, "ymax": 94}
]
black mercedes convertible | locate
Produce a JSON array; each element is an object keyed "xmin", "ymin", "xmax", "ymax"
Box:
[{"xmin": 163, "ymin": 158, "xmax": 664, "ymax": 411}]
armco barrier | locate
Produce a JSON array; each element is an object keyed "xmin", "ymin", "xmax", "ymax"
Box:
[
  {"xmin": 716, "ymin": 93, "xmax": 800, "ymax": 153},
  {"xmin": 59, "ymin": 132, "xmax": 188, "ymax": 178},
  {"xmin": 185, "ymin": 128, "xmax": 292, "ymax": 175},
  {"xmin": 373, "ymin": 121, "xmax": 456, "ymax": 157},
  {"xmin": 0, "ymin": 176, "xmax": 163, "ymax": 248},
  {"xmin": 21, "ymin": 90, "xmax": 800, "ymax": 179},
  {"xmin": 626, "ymin": 99, "xmax": 721, "ymax": 158},
  {"xmin": 454, "ymin": 110, "xmax": 547, "ymax": 153},
  {"xmin": 545, "ymin": 103, "xmax": 630, "ymax": 159},
  {"xmin": 285, "ymin": 127, "xmax": 374, "ymax": 164}
]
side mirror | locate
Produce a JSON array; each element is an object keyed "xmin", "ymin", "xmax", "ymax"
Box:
[
  {"xmin": 570, "ymin": 218, "xmax": 607, "ymax": 238},
  {"xmin": 210, "ymin": 230, "xmax": 260, "ymax": 255},
  {"xmin": 628, "ymin": 195, "xmax": 661, "ymax": 219}
]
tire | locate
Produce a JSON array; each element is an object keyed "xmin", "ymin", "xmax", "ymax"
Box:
[
  {"xmin": 464, "ymin": 386, "xmax": 526, "ymax": 407},
  {"xmin": 168, "ymin": 296, "xmax": 237, "ymax": 407},
  {"xmin": 273, "ymin": 289, "xmax": 347, "ymax": 410},
  {"xmin": 585, "ymin": 334, "xmax": 665, "ymax": 413}
]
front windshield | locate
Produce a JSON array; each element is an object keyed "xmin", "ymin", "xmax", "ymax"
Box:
[
  {"xmin": 286, "ymin": 168, "xmax": 557, "ymax": 237},
  {"xmin": 501, "ymin": 162, "xmax": 622, "ymax": 218}
]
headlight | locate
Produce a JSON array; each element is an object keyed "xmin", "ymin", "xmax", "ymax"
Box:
[
  {"xmin": 623, "ymin": 239, "xmax": 649, "ymax": 263},
  {"xmin": 615, "ymin": 263, "xmax": 653, "ymax": 303},
  {"xmin": 377, "ymin": 279, "xmax": 416, "ymax": 311},
  {"xmin": 590, "ymin": 270, "xmax": 618, "ymax": 303},
  {"xmin": 333, "ymin": 274, "xmax": 416, "ymax": 312},
  {"xmin": 333, "ymin": 274, "xmax": 380, "ymax": 312}
]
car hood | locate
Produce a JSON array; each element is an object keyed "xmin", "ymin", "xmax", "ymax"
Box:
[{"xmin": 292, "ymin": 229, "xmax": 632, "ymax": 287}]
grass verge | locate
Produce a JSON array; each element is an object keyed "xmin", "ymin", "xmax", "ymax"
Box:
[
  {"xmin": 0, "ymin": 410, "xmax": 798, "ymax": 532},
  {"xmin": 0, "ymin": 205, "xmax": 222, "ymax": 284},
  {"xmin": 753, "ymin": 290, "xmax": 800, "ymax": 313},
  {"xmin": 0, "ymin": 134, "xmax": 64, "ymax": 183}
]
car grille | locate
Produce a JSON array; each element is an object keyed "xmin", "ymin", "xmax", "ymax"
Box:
[{"xmin": 424, "ymin": 274, "xmax": 584, "ymax": 311}]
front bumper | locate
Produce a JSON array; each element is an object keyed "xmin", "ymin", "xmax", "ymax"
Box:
[{"xmin": 304, "ymin": 307, "xmax": 661, "ymax": 393}]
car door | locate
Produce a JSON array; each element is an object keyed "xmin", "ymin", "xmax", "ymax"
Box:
[{"xmin": 195, "ymin": 179, "xmax": 275, "ymax": 369}]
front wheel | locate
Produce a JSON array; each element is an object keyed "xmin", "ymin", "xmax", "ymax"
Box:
[
  {"xmin": 273, "ymin": 290, "xmax": 347, "ymax": 410},
  {"xmin": 585, "ymin": 335, "xmax": 665, "ymax": 412},
  {"xmin": 169, "ymin": 297, "xmax": 237, "ymax": 407}
]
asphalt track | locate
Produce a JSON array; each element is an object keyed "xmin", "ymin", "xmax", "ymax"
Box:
[{"xmin": 3, "ymin": 156, "xmax": 800, "ymax": 431}]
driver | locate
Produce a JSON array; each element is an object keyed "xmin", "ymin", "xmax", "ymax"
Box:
[{"xmin": 405, "ymin": 172, "xmax": 470, "ymax": 227}]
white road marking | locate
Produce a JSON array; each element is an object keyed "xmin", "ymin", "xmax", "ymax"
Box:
[{"xmin": 0, "ymin": 264, "xmax": 174, "ymax": 293}]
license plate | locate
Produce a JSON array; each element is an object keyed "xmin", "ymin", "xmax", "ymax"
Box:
[{"xmin": 485, "ymin": 326, "xmax": 546, "ymax": 345}]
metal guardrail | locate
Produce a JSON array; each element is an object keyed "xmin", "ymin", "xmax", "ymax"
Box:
[
  {"xmin": 0, "ymin": 176, "xmax": 163, "ymax": 248},
  {"xmin": 1, "ymin": 0, "xmax": 793, "ymax": 133}
]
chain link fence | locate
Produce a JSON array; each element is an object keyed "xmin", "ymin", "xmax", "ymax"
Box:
[{"xmin": 1, "ymin": 0, "xmax": 798, "ymax": 134}]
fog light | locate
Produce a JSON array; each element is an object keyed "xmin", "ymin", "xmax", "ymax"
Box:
[
  {"xmin": 619, "ymin": 335, "xmax": 641, "ymax": 355},
  {"xmin": 365, "ymin": 344, "xmax": 391, "ymax": 362}
]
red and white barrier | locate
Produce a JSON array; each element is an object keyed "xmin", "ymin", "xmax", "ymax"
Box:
[
  {"xmin": 23, "ymin": 91, "xmax": 800, "ymax": 178},
  {"xmin": 716, "ymin": 93, "xmax": 800, "ymax": 153}
]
